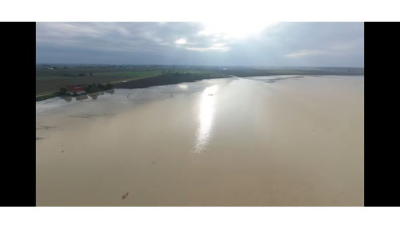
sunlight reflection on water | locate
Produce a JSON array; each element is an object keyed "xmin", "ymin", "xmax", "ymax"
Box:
[{"xmin": 194, "ymin": 85, "xmax": 219, "ymax": 153}]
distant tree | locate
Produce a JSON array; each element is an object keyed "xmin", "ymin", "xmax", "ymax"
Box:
[
  {"xmin": 105, "ymin": 82, "xmax": 113, "ymax": 89},
  {"xmin": 85, "ymin": 84, "xmax": 99, "ymax": 93},
  {"xmin": 59, "ymin": 86, "xmax": 68, "ymax": 95}
]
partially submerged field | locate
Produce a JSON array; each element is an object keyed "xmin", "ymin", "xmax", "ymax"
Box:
[
  {"xmin": 36, "ymin": 75, "xmax": 364, "ymax": 206},
  {"xmin": 36, "ymin": 65, "xmax": 364, "ymax": 96},
  {"xmin": 36, "ymin": 68, "xmax": 162, "ymax": 95}
]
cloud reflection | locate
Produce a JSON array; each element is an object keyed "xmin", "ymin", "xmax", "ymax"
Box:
[{"xmin": 194, "ymin": 85, "xmax": 219, "ymax": 153}]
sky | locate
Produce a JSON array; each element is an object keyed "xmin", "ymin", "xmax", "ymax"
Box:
[{"xmin": 36, "ymin": 22, "xmax": 364, "ymax": 67}]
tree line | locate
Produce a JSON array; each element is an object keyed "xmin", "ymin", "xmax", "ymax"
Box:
[{"xmin": 85, "ymin": 83, "xmax": 113, "ymax": 93}]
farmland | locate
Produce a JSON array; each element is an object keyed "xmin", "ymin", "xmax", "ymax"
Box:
[
  {"xmin": 36, "ymin": 64, "xmax": 364, "ymax": 96},
  {"xmin": 36, "ymin": 65, "xmax": 164, "ymax": 95}
]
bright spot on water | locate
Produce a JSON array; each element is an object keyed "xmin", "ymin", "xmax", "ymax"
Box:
[
  {"xmin": 178, "ymin": 84, "xmax": 188, "ymax": 90},
  {"xmin": 194, "ymin": 85, "xmax": 219, "ymax": 153}
]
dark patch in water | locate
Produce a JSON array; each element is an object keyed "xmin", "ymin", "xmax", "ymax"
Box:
[
  {"xmin": 122, "ymin": 192, "xmax": 129, "ymax": 200},
  {"xmin": 254, "ymin": 75, "xmax": 306, "ymax": 84},
  {"xmin": 36, "ymin": 126, "xmax": 56, "ymax": 130},
  {"xmin": 69, "ymin": 113, "xmax": 115, "ymax": 119}
]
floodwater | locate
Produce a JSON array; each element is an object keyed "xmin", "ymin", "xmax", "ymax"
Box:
[{"xmin": 36, "ymin": 75, "xmax": 364, "ymax": 206}]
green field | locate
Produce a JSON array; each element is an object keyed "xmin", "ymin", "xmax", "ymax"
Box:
[
  {"xmin": 36, "ymin": 69, "xmax": 162, "ymax": 95},
  {"xmin": 36, "ymin": 64, "xmax": 218, "ymax": 95},
  {"xmin": 36, "ymin": 65, "xmax": 364, "ymax": 97}
]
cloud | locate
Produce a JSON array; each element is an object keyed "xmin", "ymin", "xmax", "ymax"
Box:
[
  {"xmin": 185, "ymin": 45, "xmax": 230, "ymax": 52},
  {"xmin": 285, "ymin": 50, "xmax": 326, "ymax": 58},
  {"xmin": 175, "ymin": 38, "xmax": 187, "ymax": 45},
  {"xmin": 36, "ymin": 22, "xmax": 364, "ymax": 67}
]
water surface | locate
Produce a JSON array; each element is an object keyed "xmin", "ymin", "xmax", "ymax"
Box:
[{"xmin": 36, "ymin": 75, "xmax": 364, "ymax": 206}]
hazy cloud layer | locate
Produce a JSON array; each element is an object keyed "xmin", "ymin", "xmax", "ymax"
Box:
[{"xmin": 36, "ymin": 22, "xmax": 364, "ymax": 67}]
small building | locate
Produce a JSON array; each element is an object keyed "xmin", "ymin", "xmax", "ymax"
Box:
[{"xmin": 67, "ymin": 85, "xmax": 86, "ymax": 95}]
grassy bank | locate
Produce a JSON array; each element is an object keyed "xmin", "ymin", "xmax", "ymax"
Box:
[
  {"xmin": 36, "ymin": 91, "xmax": 61, "ymax": 101},
  {"xmin": 36, "ymin": 70, "xmax": 162, "ymax": 95}
]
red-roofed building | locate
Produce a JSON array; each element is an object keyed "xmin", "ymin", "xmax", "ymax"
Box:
[{"xmin": 67, "ymin": 85, "xmax": 86, "ymax": 95}]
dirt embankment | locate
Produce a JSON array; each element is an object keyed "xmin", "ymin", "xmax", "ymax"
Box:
[{"xmin": 114, "ymin": 74, "xmax": 230, "ymax": 89}]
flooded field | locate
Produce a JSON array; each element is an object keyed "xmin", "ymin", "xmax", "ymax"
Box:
[{"xmin": 36, "ymin": 75, "xmax": 364, "ymax": 206}]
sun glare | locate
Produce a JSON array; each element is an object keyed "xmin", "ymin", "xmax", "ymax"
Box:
[
  {"xmin": 199, "ymin": 21, "xmax": 276, "ymax": 40},
  {"xmin": 194, "ymin": 85, "xmax": 219, "ymax": 153}
]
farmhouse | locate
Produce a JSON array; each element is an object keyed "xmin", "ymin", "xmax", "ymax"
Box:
[{"xmin": 67, "ymin": 85, "xmax": 86, "ymax": 95}]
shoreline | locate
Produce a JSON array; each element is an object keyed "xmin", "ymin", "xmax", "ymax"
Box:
[
  {"xmin": 36, "ymin": 73, "xmax": 363, "ymax": 102},
  {"xmin": 36, "ymin": 73, "xmax": 230, "ymax": 101},
  {"xmin": 113, "ymin": 73, "xmax": 230, "ymax": 89}
]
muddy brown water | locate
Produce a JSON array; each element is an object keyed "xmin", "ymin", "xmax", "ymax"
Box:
[{"xmin": 36, "ymin": 75, "xmax": 364, "ymax": 206}]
